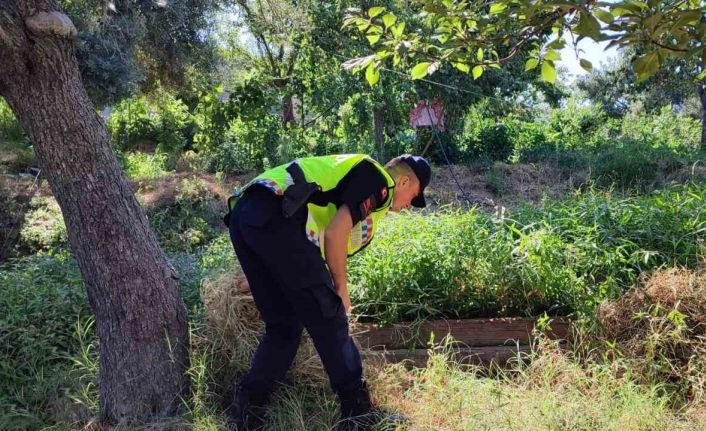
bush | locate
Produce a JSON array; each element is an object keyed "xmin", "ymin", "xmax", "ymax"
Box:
[
  {"xmin": 122, "ymin": 151, "xmax": 170, "ymax": 179},
  {"xmin": 209, "ymin": 116, "xmax": 281, "ymax": 174},
  {"xmin": 590, "ymin": 141, "xmax": 660, "ymax": 190},
  {"xmin": 146, "ymin": 177, "xmax": 224, "ymax": 252},
  {"xmin": 506, "ymin": 118, "xmax": 553, "ymax": 162},
  {"xmin": 17, "ymin": 196, "xmax": 68, "ymax": 253},
  {"xmin": 107, "ymin": 96, "xmax": 161, "ymax": 149},
  {"xmin": 620, "ymin": 106, "xmax": 701, "ymax": 153},
  {"xmin": 154, "ymin": 91, "xmax": 194, "ymax": 163},
  {"xmin": 107, "ymin": 93, "xmax": 194, "ymax": 169},
  {"xmin": 460, "ymin": 108, "xmax": 512, "ymax": 162},
  {"xmin": 0, "ymin": 99, "xmax": 25, "ymax": 144}
]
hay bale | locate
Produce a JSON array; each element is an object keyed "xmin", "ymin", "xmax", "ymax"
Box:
[
  {"xmin": 644, "ymin": 267, "xmax": 697, "ymax": 305},
  {"xmin": 201, "ymin": 269, "xmax": 362, "ymax": 388},
  {"xmin": 596, "ymin": 265, "xmax": 706, "ymax": 403}
]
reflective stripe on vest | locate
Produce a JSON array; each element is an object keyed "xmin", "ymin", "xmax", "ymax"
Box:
[{"xmin": 228, "ymin": 154, "xmax": 395, "ymax": 256}]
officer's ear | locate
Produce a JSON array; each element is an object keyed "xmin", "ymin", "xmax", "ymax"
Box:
[{"xmin": 398, "ymin": 174, "xmax": 411, "ymax": 188}]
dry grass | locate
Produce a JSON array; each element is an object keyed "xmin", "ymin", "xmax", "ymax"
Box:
[
  {"xmin": 198, "ymin": 269, "xmax": 333, "ymax": 390},
  {"xmin": 134, "ymin": 173, "xmax": 229, "ymax": 208},
  {"xmin": 369, "ymin": 340, "xmax": 697, "ymax": 431},
  {"xmin": 428, "ymin": 162, "xmax": 584, "ymax": 209},
  {"xmin": 597, "ymin": 265, "xmax": 706, "ymax": 403}
]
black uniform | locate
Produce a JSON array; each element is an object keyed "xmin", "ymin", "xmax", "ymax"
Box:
[{"xmin": 228, "ymin": 161, "xmax": 389, "ymax": 402}]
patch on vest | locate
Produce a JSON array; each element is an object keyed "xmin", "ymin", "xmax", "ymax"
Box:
[{"xmin": 359, "ymin": 194, "xmax": 378, "ymax": 219}]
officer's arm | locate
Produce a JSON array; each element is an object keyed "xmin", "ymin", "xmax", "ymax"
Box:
[{"xmin": 325, "ymin": 204, "xmax": 353, "ymax": 313}]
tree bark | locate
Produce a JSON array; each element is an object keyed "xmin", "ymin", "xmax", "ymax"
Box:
[
  {"xmin": 373, "ymin": 107, "xmax": 384, "ymax": 160},
  {"xmin": 282, "ymin": 95, "xmax": 296, "ymax": 128},
  {"xmin": 698, "ymin": 81, "xmax": 706, "ymax": 151},
  {"xmin": 0, "ymin": 1, "xmax": 190, "ymax": 425}
]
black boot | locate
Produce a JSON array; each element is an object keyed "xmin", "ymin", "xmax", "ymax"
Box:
[
  {"xmin": 224, "ymin": 383, "xmax": 268, "ymax": 431},
  {"xmin": 333, "ymin": 381, "xmax": 378, "ymax": 431}
]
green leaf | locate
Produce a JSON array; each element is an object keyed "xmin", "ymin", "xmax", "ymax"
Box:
[
  {"xmin": 541, "ymin": 61, "xmax": 556, "ymax": 83},
  {"xmin": 452, "ymin": 62, "xmax": 470, "ymax": 73},
  {"xmin": 696, "ymin": 69, "xmax": 706, "ymax": 82},
  {"xmin": 634, "ymin": 52, "xmax": 659, "ymax": 80},
  {"xmin": 547, "ymin": 38, "xmax": 566, "ymax": 50},
  {"xmin": 579, "ymin": 58, "xmax": 593, "ymax": 72},
  {"xmin": 368, "ymin": 6, "xmax": 384, "ymax": 18},
  {"xmin": 594, "ymin": 9, "xmax": 614, "ymax": 24},
  {"xmin": 365, "ymin": 62, "xmax": 380, "ymax": 85},
  {"xmin": 382, "ymin": 13, "xmax": 396, "ymax": 28},
  {"xmin": 672, "ymin": 10, "xmax": 702, "ymax": 30},
  {"xmin": 489, "ymin": 2, "xmax": 508, "ymax": 14},
  {"xmin": 525, "ymin": 58, "xmax": 539, "ymax": 71},
  {"xmin": 391, "ymin": 22, "xmax": 406, "ymax": 37},
  {"xmin": 411, "ymin": 62, "xmax": 431, "ymax": 79},
  {"xmin": 575, "ymin": 11, "xmax": 601, "ymax": 40},
  {"xmin": 476, "ymin": 48, "xmax": 484, "ymax": 61},
  {"xmin": 472, "ymin": 65, "xmax": 483, "ymax": 79},
  {"xmin": 544, "ymin": 49, "xmax": 560, "ymax": 61},
  {"xmin": 366, "ymin": 34, "xmax": 381, "ymax": 45}
]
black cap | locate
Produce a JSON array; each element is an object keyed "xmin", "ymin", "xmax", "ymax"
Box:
[{"xmin": 390, "ymin": 154, "xmax": 431, "ymax": 208}]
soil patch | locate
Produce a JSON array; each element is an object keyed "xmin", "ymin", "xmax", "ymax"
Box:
[{"xmin": 428, "ymin": 162, "xmax": 587, "ymax": 209}]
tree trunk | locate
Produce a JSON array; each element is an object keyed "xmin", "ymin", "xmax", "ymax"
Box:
[
  {"xmin": 373, "ymin": 107, "xmax": 384, "ymax": 161},
  {"xmin": 698, "ymin": 81, "xmax": 706, "ymax": 151},
  {"xmin": 0, "ymin": 1, "xmax": 190, "ymax": 425},
  {"xmin": 282, "ymin": 95, "xmax": 296, "ymax": 128}
]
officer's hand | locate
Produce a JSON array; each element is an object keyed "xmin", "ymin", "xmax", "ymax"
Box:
[
  {"xmin": 237, "ymin": 276, "xmax": 250, "ymax": 293},
  {"xmin": 336, "ymin": 283, "xmax": 352, "ymax": 314},
  {"xmin": 341, "ymin": 291, "xmax": 352, "ymax": 314}
]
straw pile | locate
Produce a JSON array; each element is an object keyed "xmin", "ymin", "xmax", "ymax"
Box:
[
  {"xmin": 200, "ymin": 267, "xmax": 363, "ymax": 389},
  {"xmin": 596, "ymin": 265, "xmax": 706, "ymax": 402}
]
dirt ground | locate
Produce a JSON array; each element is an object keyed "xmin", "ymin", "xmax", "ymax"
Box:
[{"xmin": 427, "ymin": 162, "xmax": 587, "ymax": 210}]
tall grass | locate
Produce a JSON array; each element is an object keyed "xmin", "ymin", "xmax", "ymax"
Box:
[
  {"xmin": 0, "ymin": 251, "xmax": 89, "ymax": 430},
  {"xmin": 370, "ymin": 341, "xmax": 700, "ymax": 431},
  {"xmin": 350, "ymin": 184, "xmax": 706, "ymax": 323}
]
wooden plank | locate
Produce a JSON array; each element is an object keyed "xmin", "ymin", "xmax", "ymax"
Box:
[
  {"xmin": 352, "ymin": 317, "xmax": 571, "ymax": 350},
  {"xmin": 361, "ymin": 344, "xmax": 535, "ymax": 368}
]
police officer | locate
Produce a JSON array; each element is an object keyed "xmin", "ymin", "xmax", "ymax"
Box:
[{"xmin": 224, "ymin": 154, "xmax": 431, "ymax": 430}]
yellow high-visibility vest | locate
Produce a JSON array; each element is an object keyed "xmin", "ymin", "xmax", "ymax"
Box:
[{"xmin": 228, "ymin": 154, "xmax": 395, "ymax": 256}]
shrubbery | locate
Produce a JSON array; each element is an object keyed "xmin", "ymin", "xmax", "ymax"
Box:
[
  {"xmin": 121, "ymin": 151, "xmax": 171, "ymax": 179},
  {"xmin": 18, "ymin": 196, "xmax": 68, "ymax": 253},
  {"xmin": 145, "ymin": 176, "xmax": 225, "ymax": 252}
]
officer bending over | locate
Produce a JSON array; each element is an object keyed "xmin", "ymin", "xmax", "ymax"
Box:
[{"xmin": 224, "ymin": 154, "xmax": 431, "ymax": 430}]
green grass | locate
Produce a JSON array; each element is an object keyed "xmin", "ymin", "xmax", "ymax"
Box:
[
  {"xmin": 1, "ymin": 181, "xmax": 705, "ymax": 430},
  {"xmin": 350, "ymin": 184, "xmax": 706, "ymax": 324},
  {"xmin": 121, "ymin": 151, "xmax": 171, "ymax": 180},
  {"xmin": 368, "ymin": 344, "xmax": 701, "ymax": 431},
  {"xmin": 0, "ymin": 251, "xmax": 89, "ymax": 430}
]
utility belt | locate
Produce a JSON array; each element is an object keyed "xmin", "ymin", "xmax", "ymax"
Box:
[{"xmin": 223, "ymin": 162, "xmax": 321, "ymax": 227}]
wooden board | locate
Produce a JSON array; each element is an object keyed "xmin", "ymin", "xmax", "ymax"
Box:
[
  {"xmin": 352, "ymin": 317, "xmax": 571, "ymax": 350},
  {"xmin": 361, "ymin": 344, "xmax": 538, "ymax": 368}
]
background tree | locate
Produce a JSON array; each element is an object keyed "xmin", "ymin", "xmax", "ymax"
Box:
[
  {"xmin": 343, "ymin": 0, "xmax": 706, "ymax": 148},
  {"xmin": 58, "ymin": 0, "xmax": 221, "ymax": 107},
  {"xmin": 0, "ymin": 0, "xmax": 190, "ymax": 425},
  {"xmin": 579, "ymin": 51, "xmax": 705, "ymax": 145}
]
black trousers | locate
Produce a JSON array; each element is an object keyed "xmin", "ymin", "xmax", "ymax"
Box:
[{"xmin": 228, "ymin": 186, "xmax": 363, "ymax": 400}]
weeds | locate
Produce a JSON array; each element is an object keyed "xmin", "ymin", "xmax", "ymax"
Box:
[{"xmin": 350, "ymin": 184, "xmax": 706, "ymax": 323}]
